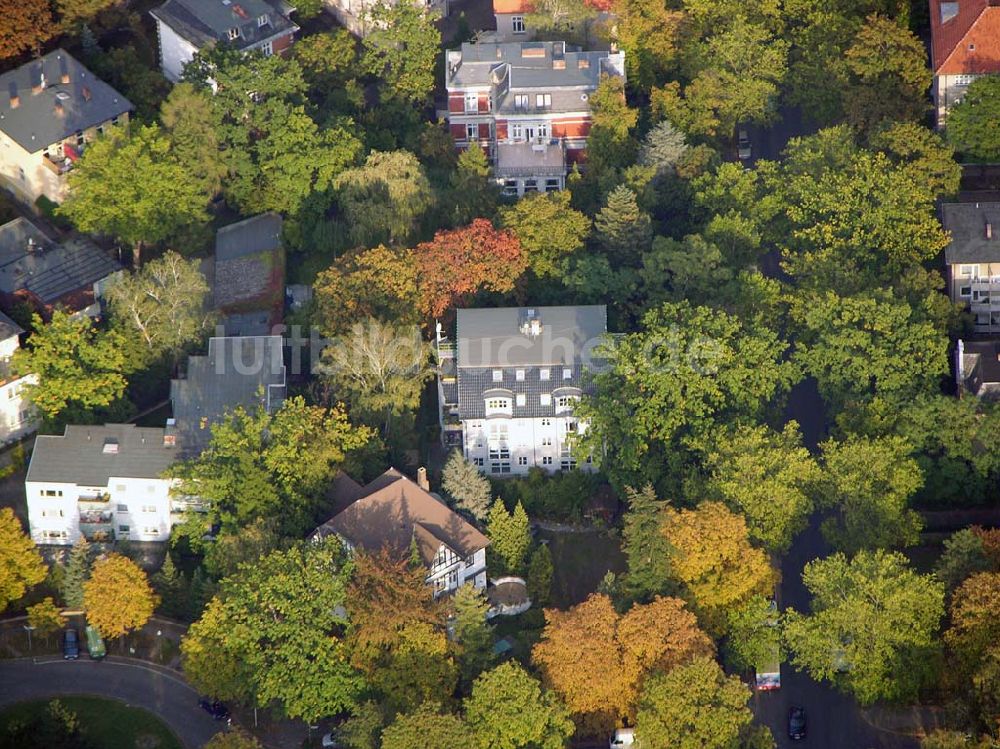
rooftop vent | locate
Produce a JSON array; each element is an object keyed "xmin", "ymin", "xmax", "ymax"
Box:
[
  {"xmin": 102, "ymin": 438, "xmax": 119, "ymax": 455},
  {"xmin": 553, "ymin": 59, "xmax": 566, "ymax": 70}
]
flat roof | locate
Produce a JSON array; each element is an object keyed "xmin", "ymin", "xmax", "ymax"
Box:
[
  {"xmin": 0, "ymin": 49, "xmax": 132, "ymax": 153},
  {"xmin": 27, "ymin": 424, "xmax": 177, "ymax": 485}
]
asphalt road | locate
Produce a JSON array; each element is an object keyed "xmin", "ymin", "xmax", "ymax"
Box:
[{"xmin": 0, "ymin": 657, "xmax": 223, "ymax": 748}]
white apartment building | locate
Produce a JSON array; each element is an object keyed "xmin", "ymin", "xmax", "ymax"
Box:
[
  {"xmin": 929, "ymin": 0, "xmax": 1000, "ymax": 126},
  {"xmin": 942, "ymin": 202, "xmax": 1000, "ymax": 333},
  {"xmin": 437, "ymin": 305, "xmax": 606, "ymax": 476},
  {"xmin": 26, "ymin": 424, "xmax": 179, "ymax": 545}
]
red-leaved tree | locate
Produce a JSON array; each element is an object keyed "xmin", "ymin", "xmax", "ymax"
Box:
[{"xmin": 415, "ymin": 219, "xmax": 526, "ymax": 318}]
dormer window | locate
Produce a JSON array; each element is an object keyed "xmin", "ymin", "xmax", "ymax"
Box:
[
  {"xmin": 492, "ymin": 369, "xmax": 503, "ymax": 382},
  {"xmin": 514, "ymin": 94, "xmax": 528, "ymax": 110},
  {"xmin": 536, "ymin": 93, "xmax": 551, "ymax": 108},
  {"xmin": 486, "ymin": 397, "xmax": 512, "ymax": 415},
  {"xmin": 227, "ymin": 27, "xmax": 241, "ymax": 41},
  {"xmin": 258, "ymin": 13, "xmax": 269, "ymax": 26}
]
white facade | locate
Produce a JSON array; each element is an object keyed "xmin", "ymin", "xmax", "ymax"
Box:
[
  {"xmin": 428, "ymin": 545, "xmax": 487, "ymax": 594},
  {"xmin": 153, "ymin": 16, "xmax": 201, "ymax": 83},
  {"xmin": 934, "ymin": 73, "xmax": 980, "ymax": 127},
  {"xmin": 0, "ymin": 326, "xmax": 37, "ymax": 445},
  {"xmin": 26, "ymin": 475, "xmax": 176, "ymax": 546},
  {"xmin": 463, "ymin": 413, "xmax": 591, "ymax": 476}
]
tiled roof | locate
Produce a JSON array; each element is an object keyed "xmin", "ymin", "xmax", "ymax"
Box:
[
  {"xmin": 0, "ymin": 218, "xmax": 121, "ymax": 306},
  {"xmin": 930, "ymin": 0, "xmax": 1000, "ymax": 75},
  {"xmin": 312, "ymin": 468, "xmax": 489, "ymax": 563},
  {"xmin": 458, "ymin": 365, "xmax": 591, "ymax": 419},
  {"xmin": 26, "ymin": 424, "xmax": 177, "ymax": 485},
  {"xmin": 169, "ymin": 335, "xmax": 286, "ymax": 456},
  {"xmin": 0, "ymin": 50, "xmax": 132, "ymax": 153},
  {"xmin": 493, "ymin": 0, "xmax": 531, "ymax": 13},
  {"xmin": 941, "ymin": 202, "xmax": 1000, "ymax": 264},
  {"xmin": 151, "ymin": 0, "xmax": 297, "ymax": 49}
]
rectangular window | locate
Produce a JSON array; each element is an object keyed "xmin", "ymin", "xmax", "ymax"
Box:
[
  {"xmin": 111, "ymin": 116, "xmax": 119, "ymax": 126},
  {"xmin": 118, "ymin": 525, "xmax": 130, "ymax": 533},
  {"xmin": 258, "ymin": 13, "xmax": 269, "ymax": 26},
  {"xmin": 117, "ymin": 504, "xmax": 128, "ymax": 513},
  {"xmin": 960, "ymin": 264, "xmax": 977, "ymax": 277},
  {"xmin": 466, "ymin": 123, "xmax": 477, "ymax": 141},
  {"xmin": 541, "ymin": 418, "xmax": 551, "ymax": 426},
  {"xmin": 541, "ymin": 437, "xmax": 552, "ymax": 446},
  {"xmin": 510, "ymin": 123, "xmax": 524, "ymax": 141},
  {"xmin": 540, "ymin": 393, "xmax": 552, "ymax": 406},
  {"xmin": 43, "ymin": 489, "xmax": 62, "ymax": 497},
  {"xmin": 955, "ymin": 74, "xmax": 976, "ymax": 86},
  {"xmin": 514, "ymin": 94, "xmax": 528, "ymax": 110},
  {"xmin": 536, "ymin": 93, "xmax": 551, "ymax": 108},
  {"xmin": 473, "ymin": 457, "xmax": 484, "ymax": 466},
  {"xmin": 515, "ymin": 369, "xmax": 525, "ymax": 381},
  {"xmin": 512, "ymin": 15, "xmax": 525, "ymax": 33},
  {"xmin": 516, "ymin": 393, "xmax": 526, "ymax": 406},
  {"xmin": 465, "ymin": 92, "xmax": 479, "ymax": 113},
  {"xmin": 536, "ymin": 123, "xmax": 550, "ymax": 139},
  {"xmin": 524, "ymin": 179, "xmax": 538, "ymax": 193},
  {"xmin": 41, "ymin": 509, "xmax": 64, "ymax": 518},
  {"xmin": 492, "ymin": 369, "xmax": 503, "ymax": 382},
  {"xmin": 144, "ymin": 527, "xmax": 158, "ymax": 535},
  {"xmin": 960, "ymin": 286, "xmax": 972, "ymax": 298},
  {"xmin": 563, "ymin": 367, "xmax": 572, "ymax": 379},
  {"xmin": 75, "ymin": 130, "xmax": 84, "ymax": 147},
  {"xmin": 490, "ymin": 462, "xmax": 511, "ymax": 474},
  {"xmin": 561, "ymin": 458, "xmax": 577, "ymax": 470},
  {"xmin": 115, "ymin": 484, "xmax": 126, "ymax": 492},
  {"xmin": 227, "ymin": 27, "xmax": 241, "ymax": 41},
  {"xmin": 142, "ymin": 505, "xmax": 156, "ymax": 513},
  {"xmin": 518, "ymin": 456, "xmax": 528, "ymax": 465},
  {"xmin": 542, "ymin": 456, "xmax": 553, "ymax": 465},
  {"xmin": 539, "ymin": 368, "xmax": 550, "ymax": 381},
  {"xmin": 261, "ymin": 40, "xmax": 273, "ymax": 56}
]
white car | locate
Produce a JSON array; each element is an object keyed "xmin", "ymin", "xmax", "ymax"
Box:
[
  {"xmin": 321, "ymin": 734, "xmax": 342, "ymax": 748},
  {"xmin": 737, "ymin": 128, "xmax": 752, "ymax": 160}
]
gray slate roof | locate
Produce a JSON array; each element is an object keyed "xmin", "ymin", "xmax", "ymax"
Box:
[
  {"xmin": 215, "ymin": 212, "xmax": 283, "ymax": 261},
  {"xmin": 27, "ymin": 424, "xmax": 178, "ymax": 485},
  {"xmin": 0, "ymin": 310, "xmax": 22, "ymax": 343},
  {"xmin": 0, "ymin": 50, "xmax": 132, "ymax": 153},
  {"xmin": 0, "ymin": 218, "xmax": 121, "ymax": 305},
  {"xmin": 943, "ymin": 202, "xmax": 1000, "ymax": 264},
  {"xmin": 170, "ymin": 335, "xmax": 286, "ymax": 456},
  {"xmin": 455, "ymin": 305, "xmax": 607, "ymax": 419},
  {"xmin": 151, "ymin": 0, "xmax": 297, "ymax": 50}
]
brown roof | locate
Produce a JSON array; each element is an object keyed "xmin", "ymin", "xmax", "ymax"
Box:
[
  {"xmin": 930, "ymin": 0, "xmax": 1000, "ymax": 75},
  {"xmin": 313, "ymin": 468, "xmax": 490, "ymax": 565}
]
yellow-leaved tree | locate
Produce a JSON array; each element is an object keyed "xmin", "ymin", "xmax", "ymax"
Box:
[
  {"xmin": 0, "ymin": 507, "xmax": 46, "ymax": 613},
  {"xmin": 83, "ymin": 554, "xmax": 159, "ymax": 639}
]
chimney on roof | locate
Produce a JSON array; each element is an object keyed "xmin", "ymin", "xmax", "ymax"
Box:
[
  {"xmin": 59, "ymin": 55, "xmax": 70, "ymax": 85},
  {"xmin": 578, "ymin": 57, "xmax": 589, "ymax": 69},
  {"xmin": 417, "ymin": 466, "xmax": 430, "ymax": 491},
  {"xmin": 9, "ymin": 94, "xmax": 18, "ymax": 109},
  {"xmin": 54, "ymin": 101, "xmax": 64, "ymax": 117},
  {"xmin": 988, "ymin": 221, "xmax": 993, "ymax": 240},
  {"xmin": 553, "ymin": 59, "xmax": 566, "ymax": 69},
  {"xmin": 82, "ymin": 86, "xmax": 91, "ymax": 102}
]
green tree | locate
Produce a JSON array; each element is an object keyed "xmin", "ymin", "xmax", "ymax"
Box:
[
  {"xmin": 869, "ymin": 122, "xmax": 961, "ymax": 202},
  {"xmin": 27, "ymin": 597, "xmax": 66, "ymax": 636},
  {"xmin": 381, "ymin": 703, "xmax": 475, "ymax": 749},
  {"xmin": 0, "ymin": 508, "xmax": 45, "ymax": 612},
  {"xmin": 182, "ymin": 539, "xmax": 363, "ymax": 721},
  {"xmin": 525, "ymin": 0, "xmax": 596, "ymax": 42},
  {"xmin": 334, "ymin": 150, "xmax": 434, "ymax": 247},
  {"xmin": 320, "ymin": 318, "xmax": 432, "ymax": 436},
  {"xmin": 361, "ymin": 2, "xmax": 440, "ymax": 104},
  {"xmin": 638, "ymin": 120, "xmax": 689, "ymax": 177},
  {"xmin": 843, "ymin": 15, "xmax": 930, "ymax": 133},
  {"xmin": 151, "ymin": 553, "xmax": 188, "ymax": 620},
  {"xmin": 585, "ymin": 76, "xmax": 639, "ymax": 187},
  {"xmin": 935, "ymin": 528, "xmax": 994, "ymax": 593},
  {"xmin": 621, "ymin": 485, "xmax": 673, "ymax": 601},
  {"xmin": 451, "ymin": 143, "xmax": 499, "ymax": 226},
  {"xmin": 61, "ymin": 537, "xmax": 92, "ymax": 609},
  {"xmin": 818, "ymin": 436, "xmax": 923, "ymax": 553},
  {"xmin": 500, "ymin": 191, "xmax": 590, "ymax": 278},
  {"xmin": 0, "ymin": 0, "xmax": 53, "ymax": 60},
  {"xmin": 527, "ymin": 544, "xmax": 554, "ymax": 607},
  {"xmin": 13, "ymin": 312, "xmax": 128, "ymax": 420},
  {"xmin": 486, "ymin": 500, "xmax": 531, "ymax": 576},
  {"xmin": 791, "ymin": 288, "xmax": 948, "ymax": 406},
  {"xmin": 203, "ymin": 518, "xmax": 287, "ymax": 580},
  {"xmin": 83, "ymin": 553, "xmax": 159, "ymax": 639},
  {"xmin": 204, "ymin": 730, "xmax": 263, "ymax": 749},
  {"xmin": 106, "ymin": 251, "xmax": 211, "ymax": 366},
  {"xmin": 465, "ymin": 662, "xmax": 575, "ymax": 749},
  {"xmin": 441, "ymin": 449, "xmax": 493, "ymax": 521},
  {"xmin": 635, "ymin": 656, "xmax": 754, "ymax": 749},
  {"xmin": 946, "ymin": 75, "xmax": 1000, "ymax": 162},
  {"xmin": 160, "ymin": 82, "xmax": 227, "ymax": 197},
  {"xmin": 171, "ymin": 397, "xmax": 372, "ymax": 535},
  {"xmin": 593, "ymin": 185, "xmax": 652, "ymax": 263},
  {"xmin": 704, "ymin": 423, "xmax": 820, "ymax": 554},
  {"xmin": 294, "ymin": 28, "xmax": 359, "ymax": 100},
  {"xmin": 339, "ymin": 701, "xmax": 385, "ymax": 749},
  {"xmin": 612, "ymin": 0, "xmax": 682, "ymax": 91},
  {"xmin": 784, "ymin": 550, "xmax": 945, "ymax": 704},
  {"xmin": 54, "ymin": 0, "xmax": 116, "ymax": 26},
  {"xmin": 723, "ymin": 595, "xmax": 781, "ymax": 673},
  {"xmin": 59, "ymin": 124, "xmax": 208, "ymax": 265},
  {"xmin": 580, "ymin": 301, "xmax": 797, "ymax": 492},
  {"xmin": 452, "ymin": 582, "xmax": 495, "ymax": 685},
  {"xmin": 654, "ymin": 18, "xmax": 788, "ymax": 140}
]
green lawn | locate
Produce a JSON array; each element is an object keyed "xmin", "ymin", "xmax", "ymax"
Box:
[{"xmin": 0, "ymin": 696, "xmax": 182, "ymax": 749}]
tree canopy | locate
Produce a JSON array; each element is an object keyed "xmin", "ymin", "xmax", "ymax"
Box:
[
  {"xmin": 82, "ymin": 553, "xmax": 158, "ymax": 639},
  {"xmin": 0, "ymin": 508, "xmax": 46, "ymax": 613}
]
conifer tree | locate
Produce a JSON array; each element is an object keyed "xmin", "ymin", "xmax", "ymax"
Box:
[
  {"xmin": 61, "ymin": 538, "xmax": 92, "ymax": 610},
  {"xmin": 442, "ymin": 450, "xmax": 492, "ymax": 522},
  {"xmin": 593, "ymin": 185, "xmax": 652, "ymax": 262},
  {"xmin": 452, "ymin": 583, "xmax": 495, "ymax": 685},
  {"xmin": 487, "ymin": 501, "xmax": 532, "ymax": 576},
  {"xmin": 527, "ymin": 544, "xmax": 554, "ymax": 606}
]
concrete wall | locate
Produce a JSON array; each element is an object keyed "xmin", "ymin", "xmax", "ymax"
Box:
[{"xmin": 154, "ymin": 18, "xmax": 200, "ymax": 83}]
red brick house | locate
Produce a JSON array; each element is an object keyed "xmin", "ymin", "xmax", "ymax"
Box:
[
  {"xmin": 929, "ymin": 0, "xmax": 1000, "ymax": 126},
  {"xmin": 444, "ymin": 41, "xmax": 625, "ymax": 197}
]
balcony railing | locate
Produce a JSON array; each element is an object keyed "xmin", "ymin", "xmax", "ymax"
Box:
[
  {"xmin": 78, "ymin": 491, "xmax": 111, "ymax": 504},
  {"xmin": 79, "ymin": 510, "xmax": 112, "ymax": 525}
]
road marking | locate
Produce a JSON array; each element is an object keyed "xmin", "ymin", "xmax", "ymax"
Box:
[{"xmin": 30, "ymin": 657, "xmax": 196, "ymax": 693}]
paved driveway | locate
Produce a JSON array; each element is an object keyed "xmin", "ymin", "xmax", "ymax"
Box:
[{"xmin": 0, "ymin": 657, "xmax": 222, "ymax": 748}]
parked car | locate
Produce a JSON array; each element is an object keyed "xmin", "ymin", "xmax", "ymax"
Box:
[
  {"xmin": 737, "ymin": 128, "xmax": 752, "ymax": 160},
  {"xmin": 62, "ymin": 628, "xmax": 79, "ymax": 660},
  {"xmin": 788, "ymin": 706, "xmax": 807, "ymax": 740},
  {"xmin": 610, "ymin": 728, "xmax": 636, "ymax": 747},
  {"xmin": 85, "ymin": 625, "xmax": 105, "ymax": 660},
  {"xmin": 321, "ymin": 733, "xmax": 343, "ymax": 748},
  {"xmin": 199, "ymin": 699, "xmax": 231, "ymax": 724}
]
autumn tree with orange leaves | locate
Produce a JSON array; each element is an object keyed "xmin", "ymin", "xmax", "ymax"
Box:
[
  {"xmin": 0, "ymin": 0, "xmax": 53, "ymax": 60},
  {"xmin": 531, "ymin": 593, "xmax": 713, "ymax": 732},
  {"xmin": 415, "ymin": 219, "xmax": 526, "ymax": 318}
]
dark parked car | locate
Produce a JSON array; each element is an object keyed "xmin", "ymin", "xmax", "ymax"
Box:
[
  {"xmin": 199, "ymin": 699, "xmax": 231, "ymax": 724},
  {"xmin": 788, "ymin": 706, "xmax": 807, "ymax": 740},
  {"xmin": 62, "ymin": 628, "xmax": 79, "ymax": 660}
]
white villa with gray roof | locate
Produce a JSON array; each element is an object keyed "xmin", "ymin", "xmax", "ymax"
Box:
[
  {"xmin": 437, "ymin": 305, "xmax": 606, "ymax": 476},
  {"xmin": 0, "ymin": 50, "xmax": 132, "ymax": 206}
]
